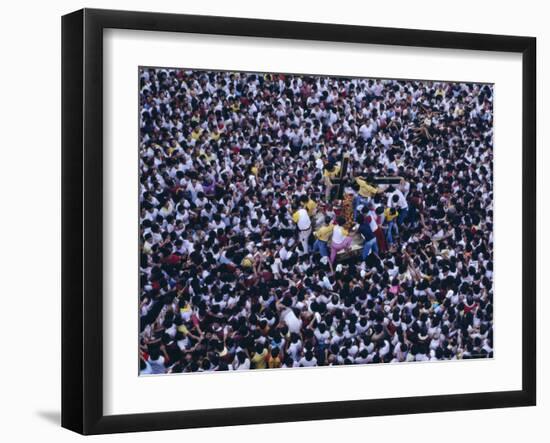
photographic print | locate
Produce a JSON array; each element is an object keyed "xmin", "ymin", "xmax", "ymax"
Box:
[{"xmin": 138, "ymin": 67, "xmax": 494, "ymax": 375}]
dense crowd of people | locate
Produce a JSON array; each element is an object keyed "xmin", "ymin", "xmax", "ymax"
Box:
[{"xmin": 138, "ymin": 68, "xmax": 494, "ymax": 375}]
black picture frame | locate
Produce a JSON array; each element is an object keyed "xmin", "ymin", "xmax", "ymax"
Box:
[{"xmin": 62, "ymin": 8, "xmax": 537, "ymax": 435}]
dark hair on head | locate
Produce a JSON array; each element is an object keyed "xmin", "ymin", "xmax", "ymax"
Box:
[{"xmin": 237, "ymin": 351, "xmax": 247, "ymax": 364}]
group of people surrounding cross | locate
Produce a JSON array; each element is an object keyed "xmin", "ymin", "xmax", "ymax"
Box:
[{"xmin": 138, "ymin": 68, "xmax": 494, "ymax": 375}]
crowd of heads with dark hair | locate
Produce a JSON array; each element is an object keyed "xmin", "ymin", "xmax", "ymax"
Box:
[{"xmin": 138, "ymin": 68, "xmax": 494, "ymax": 375}]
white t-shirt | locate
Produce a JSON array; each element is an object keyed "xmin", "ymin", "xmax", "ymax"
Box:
[
  {"xmin": 288, "ymin": 341, "xmax": 303, "ymax": 360},
  {"xmin": 381, "ymin": 135, "xmax": 394, "ymax": 147},
  {"xmin": 295, "ymin": 208, "xmax": 311, "ymax": 230},
  {"xmin": 331, "ymin": 225, "xmax": 348, "ymax": 245},
  {"xmin": 282, "ymin": 308, "xmax": 303, "ymax": 334}
]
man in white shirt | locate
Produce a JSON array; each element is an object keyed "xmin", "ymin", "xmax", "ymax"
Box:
[
  {"xmin": 292, "ymin": 201, "xmax": 312, "ymax": 254},
  {"xmin": 298, "ymin": 351, "xmax": 318, "ymax": 367},
  {"xmin": 387, "ymin": 185, "xmax": 409, "ymax": 225},
  {"xmin": 380, "ymin": 132, "xmax": 394, "ymax": 148}
]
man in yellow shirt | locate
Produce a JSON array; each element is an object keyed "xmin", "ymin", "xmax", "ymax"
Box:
[
  {"xmin": 353, "ymin": 175, "xmax": 379, "ymax": 220},
  {"xmin": 298, "ymin": 193, "xmax": 317, "ymax": 228},
  {"xmin": 312, "ymin": 216, "xmax": 333, "ymax": 258},
  {"xmin": 355, "ymin": 176, "xmax": 379, "ymax": 198},
  {"xmin": 292, "ymin": 200, "xmax": 312, "ymax": 254},
  {"xmin": 251, "ymin": 344, "xmax": 268, "ymax": 369},
  {"xmin": 190, "ymin": 125, "xmax": 202, "ymax": 141},
  {"xmin": 250, "ymin": 162, "xmax": 260, "ymax": 177},
  {"xmin": 384, "ymin": 206, "xmax": 399, "ymax": 245},
  {"xmin": 384, "ymin": 206, "xmax": 399, "ymax": 221},
  {"xmin": 229, "ymin": 97, "xmax": 240, "ymax": 113},
  {"xmin": 323, "ymin": 162, "xmax": 341, "ymax": 202},
  {"xmin": 267, "ymin": 348, "xmax": 282, "ymax": 369},
  {"xmin": 305, "ymin": 195, "xmax": 317, "ymax": 218}
]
